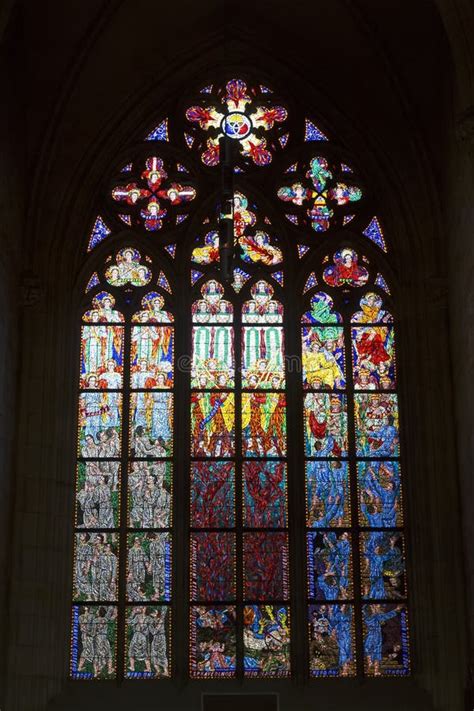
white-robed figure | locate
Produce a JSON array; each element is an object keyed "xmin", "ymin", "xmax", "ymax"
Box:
[
  {"xmin": 77, "ymin": 481, "xmax": 98, "ymax": 528},
  {"xmin": 95, "ymin": 476, "xmax": 114, "ymax": 528},
  {"xmin": 77, "ymin": 606, "xmax": 95, "ymax": 672},
  {"xmin": 98, "ymin": 543, "xmax": 117, "ymax": 601},
  {"xmin": 150, "ymin": 608, "xmax": 169, "ymax": 676},
  {"xmin": 153, "ymin": 464, "xmax": 171, "ymax": 528},
  {"xmin": 93, "ymin": 607, "xmax": 116, "ymax": 676},
  {"xmin": 128, "ymin": 537, "xmax": 149, "ymax": 600},
  {"xmin": 75, "ymin": 533, "xmax": 93, "ymax": 598},
  {"xmin": 149, "ymin": 533, "xmax": 167, "ymax": 600},
  {"xmin": 129, "ymin": 462, "xmax": 147, "ymax": 526},
  {"xmin": 128, "ymin": 607, "xmax": 152, "ymax": 673}
]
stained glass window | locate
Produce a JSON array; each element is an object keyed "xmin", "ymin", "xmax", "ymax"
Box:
[
  {"xmin": 73, "ymin": 74, "xmax": 410, "ymax": 684},
  {"xmin": 71, "ymin": 254, "xmax": 174, "ymax": 679}
]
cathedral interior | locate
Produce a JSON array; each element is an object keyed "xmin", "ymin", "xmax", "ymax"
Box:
[{"xmin": 0, "ymin": 1, "xmax": 473, "ymax": 709}]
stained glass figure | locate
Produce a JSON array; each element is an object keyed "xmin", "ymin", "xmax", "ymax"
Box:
[
  {"xmin": 190, "ymin": 462, "xmax": 235, "ymax": 527},
  {"xmin": 80, "ymin": 325, "xmax": 124, "ymax": 388},
  {"xmin": 190, "ymin": 392, "xmax": 235, "ymax": 457},
  {"xmin": 357, "ymin": 462, "xmax": 402, "ymax": 528},
  {"xmin": 243, "ymin": 605, "xmax": 290, "ymax": 677},
  {"xmin": 307, "ymin": 531, "xmax": 353, "ymax": 600},
  {"xmin": 130, "ymin": 326, "xmax": 174, "ymax": 389},
  {"xmin": 352, "ymin": 325, "xmax": 396, "ymax": 390},
  {"xmin": 192, "ymin": 325, "xmax": 234, "ymax": 388},
  {"xmin": 132, "ymin": 292, "xmax": 173, "ymax": 323},
  {"xmin": 71, "ymin": 606, "xmax": 117, "ymax": 678},
  {"xmin": 322, "ymin": 249, "xmax": 369, "ymax": 288},
  {"xmin": 243, "ymin": 461, "xmax": 287, "ymax": 527},
  {"xmin": 88, "ymin": 216, "xmax": 111, "ymax": 251},
  {"xmin": 231, "ymin": 268, "xmax": 251, "ymax": 293},
  {"xmin": 73, "ymin": 533, "xmax": 119, "ymax": 601},
  {"xmin": 305, "ymin": 119, "xmax": 328, "ymax": 142},
  {"xmin": 105, "ymin": 248, "xmax": 152, "ymax": 287},
  {"xmin": 360, "ymin": 532, "xmax": 406, "ymax": 600},
  {"xmin": 145, "ymin": 118, "xmax": 169, "ymax": 142},
  {"xmin": 185, "ymin": 79, "xmax": 288, "ymax": 167},
  {"xmin": 75, "ymin": 461, "xmax": 120, "ymax": 529},
  {"xmin": 129, "ymin": 392, "xmax": 174, "ymax": 456},
  {"xmin": 242, "ymin": 392, "xmax": 287, "ymax": 458},
  {"xmin": 243, "ymin": 532, "xmax": 289, "ymax": 600},
  {"xmin": 83, "ymin": 292, "xmax": 124, "ymax": 323},
  {"xmin": 352, "ymin": 292, "xmax": 393, "ymax": 324},
  {"xmin": 306, "ymin": 461, "xmax": 350, "ymax": 528},
  {"xmin": 308, "ymin": 604, "xmax": 355, "ymax": 677},
  {"xmin": 362, "ymin": 604, "xmax": 409, "ymax": 676},
  {"xmin": 363, "ymin": 216, "xmax": 387, "ymax": 252},
  {"xmin": 190, "ymin": 532, "xmax": 236, "ymax": 600},
  {"xmin": 126, "ymin": 532, "xmax": 172, "ymax": 602},
  {"xmin": 242, "ymin": 281, "xmax": 283, "ymax": 323},
  {"xmin": 78, "ymin": 392, "xmax": 122, "ymax": 456},
  {"xmin": 354, "ymin": 393, "xmax": 399, "ymax": 457},
  {"xmin": 125, "ymin": 606, "xmax": 170, "ymax": 678},
  {"xmin": 303, "ymin": 393, "xmax": 348, "ymax": 457},
  {"xmin": 192, "ymin": 280, "xmax": 233, "ymax": 323},
  {"xmin": 302, "ymin": 291, "xmax": 341, "ymax": 324},
  {"xmin": 242, "ymin": 326, "xmax": 284, "ymax": 389},
  {"xmin": 190, "ymin": 606, "xmax": 236, "ymax": 678},
  {"xmin": 301, "ymin": 326, "xmax": 345, "ymax": 389},
  {"xmin": 128, "ymin": 461, "xmax": 172, "ymax": 529}
]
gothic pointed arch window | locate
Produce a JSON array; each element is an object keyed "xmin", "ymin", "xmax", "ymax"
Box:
[{"xmin": 70, "ymin": 76, "xmax": 410, "ymax": 681}]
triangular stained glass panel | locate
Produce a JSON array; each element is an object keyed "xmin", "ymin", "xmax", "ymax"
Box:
[
  {"xmin": 88, "ymin": 216, "xmax": 111, "ymax": 251},
  {"xmin": 363, "ymin": 216, "xmax": 387, "ymax": 252},
  {"xmin": 177, "ymin": 163, "xmax": 189, "ymax": 173},
  {"xmin": 145, "ymin": 118, "xmax": 169, "ymax": 142},
  {"xmin": 279, "ymin": 133, "xmax": 289, "ymax": 148},
  {"xmin": 85, "ymin": 272, "xmax": 100, "ymax": 293},
  {"xmin": 260, "ymin": 85, "xmax": 273, "ymax": 94},
  {"xmin": 375, "ymin": 273, "xmax": 391, "ymax": 295},
  {"xmin": 164, "ymin": 244, "xmax": 177, "ymax": 259},
  {"xmin": 285, "ymin": 214, "xmax": 299, "ymax": 225},
  {"xmin": 341, "ymin": 163, "xmax": 353, "ymax": 173},
  {"xmin": 305, "ymin": 119, "xmax": 328, "ymax": 142},
  {"xmin": 343, "ymin": 214, "xmax": 355, "ymax": 226},
  {"xmin": 120, "ymin": 162, "xmax": 133, "ymax": 173},
  {"xmin": 272, "ymin": 270, "xmax": 284, "ymax": 286},
  {"xmin": 285, "ymin": 162, "xmax": 298, "ymax": 173},
  {"xmin": 157, "ymin": 271, "xmax": 172, "ymax": 293},
  {"xmin": 303, "ymin": 272, "xmax": 318, "ymax": 294},
  {"xmin": 118, "ymin": 214, "xmax": 132, "ymax": 226},
  {"xmin": 176, "ymin": 214, "xmax": 188, "ymax": 225},
  {"xmin": 200, "ymin": 84, "xmax": 213, "ymax": 94},
  {"xmin": 184, "ymin": 132, "xmax": 195, "ymax": 149},
  {"xmin": 191, "ymin": 269, "xmax": 203, "ymax": 285},
  {"xmin": 297, "ymin": 244, "xmax": 310, "ymax": 258}
]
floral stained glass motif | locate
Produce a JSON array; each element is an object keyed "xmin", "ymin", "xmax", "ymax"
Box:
[
  {"xmin": 145, "ymin": 118, "xmax": 169, "ymax": 142},
  {"xmin": 110, "ymin": 156, "xmax": 196, "ymax": 231},
  {"xmin": 185, "ymin": 79, "xmax": 288, "ymax": 167},
  {"xmin": 277, "ymin": 157, "xmax": 362, "ymax": 233}
]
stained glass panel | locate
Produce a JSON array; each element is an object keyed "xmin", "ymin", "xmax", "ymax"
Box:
[
  {"xmin": 80, "ymin": 324, "xmax": 124, "ymax": 388},
  {"xmin": 130, "ymin": 392, "xmax": 174, "ymax": 457},
  {"xmin": 362, "ymin": 604, "xmax": 409, "ymax": 676},
  {"xmin": 190, "ymin": 462, "xmax": 235, "ymax": 527},
  {"xmin": 126, "ymin": 532, "xmax": 172, "ymax": 602},
  {"xmin": 303, "ymin": 393, "xmax": 348, "ymax": 457},
  {"xmin": 192, "ymin": 325, "xmax": 234, "ymax": 389},
  {"xmin": 131, "ymin": 326, "xmax": 174, "ymax": 389},
  {"xmin": 78, "ymin": 392, "xmax": 122, "ymax": 456},
  {"xmin": 243, "ymin": 605, "xmax": 290, "ymax": 677},
  {"xmin": 73, "ymin": 533, "xmax": 119, "ymax": 602},
  {"xmin": 307, "ymin": 531, "xmax": 353, "ymax": 600},
  {"xmin": 242, "ymin": 326, "xmax": 285, "ymax": 389},
  {"xmin": 190, "ymin": 532, "xmax": 236, "ymax": 601},
  {"xmin": 190, "ymin": 392, "xmax": 235, "ymax": 457},
  {"xmin": 243, "ymin": 532, "xmax": 289, "ymax": 600},
  {"xmin": 360, "ymin": 532, "xmax": 406, "ymax": 600},
  {"xmin": 352, "ymin": 326, "xmax": 396, "ymax": 390},
  {"xmin": 127, "ymin": 461, "xmax": 172, "ymax": 529},
  {"xmin": 242, "ymin": 393, "xmax": 287, "ymax": 457},
  {"xmin": 308, "ymin": 604, "xmax": 355, "ymax": 677},
  {"xmin": 71, "ymin": 606, "xmax": 117, "ymax": 678},
  {"xmin": 357, "ymin": 462, "xmax": 402, "ymax": 527},
  {"xmin": 305, "ymin": 461, "xmax": 350, "ymax": 528},
  {"xmin": 125, "ymin": 606, "xmax": 170, "ymax": 678},
  {"xmin": 190, "ymin": 606, "xmax": 236, "ymax": 678},
  {"xmin": 301, "ymin": 326, "xmax": 345, "ymax": 389},
  {"xmin": 354, "ymin": 393, "xmax": 399, "ymax": 457},
  {"xmin": 75, "ymin": 461, "xmax": 120, "ymax": 528},
  {"xmin": 243, "ymin": 461, "xmax": 287, "ymax": 527}
]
